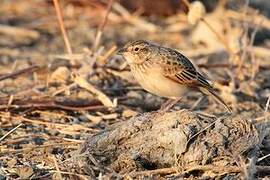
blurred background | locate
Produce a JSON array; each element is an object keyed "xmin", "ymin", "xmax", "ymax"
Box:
[{"xmin": 0, "ymin": 0, "xmax": 270, "ymax": 179}]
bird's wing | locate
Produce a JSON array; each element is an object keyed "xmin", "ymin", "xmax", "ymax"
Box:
[
  {"xmin": 157, "ymin": 47, "xmax": 232, "ymax": 112},
  {"xmin": 158, "ymin": 47, "xmax": 212, "ymax": 88}
]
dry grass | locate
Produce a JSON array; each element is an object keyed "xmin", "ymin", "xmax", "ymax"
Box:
[{"xmin": 0, "ymin": 0, "xmax": 269, "ymax": 179}]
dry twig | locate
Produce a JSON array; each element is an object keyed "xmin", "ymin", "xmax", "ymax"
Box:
[
  {"xmin": 0, "ymin": 24, "xmax": 39, "ymax": 40},
  {"xmin": 52, "ymin": 155, "xmax": 63, "ymax": 180},
  {"xmin": 92, "ymin": 0, "xmax": 114, "ymax": 52},
  {"xmin": 0, "ymin": 65, "xmax": 39, "ymax": 81},
  {"xmin": 53, "ymin": 0, "xmax": 75, "ymax": 65},
  {"xmin": 0, "ymin": 123, "xmax": 23, "ymax": 142},
  {"xmin": 1, "ymin": 142, "xmax": 79, "ymax": 154},
  {"xmin": 72, "ymin": 73, "xmax": 116, "ymax": 107}
]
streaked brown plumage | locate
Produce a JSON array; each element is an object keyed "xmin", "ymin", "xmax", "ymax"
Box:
[{"xmin": 117, "ymin": 40, "xmax": 232, "ymax": 113}]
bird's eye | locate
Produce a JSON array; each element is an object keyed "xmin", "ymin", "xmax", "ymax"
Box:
[{"xmin": 134, "ymin": 47, "xmax": 139, "ymax": 51}]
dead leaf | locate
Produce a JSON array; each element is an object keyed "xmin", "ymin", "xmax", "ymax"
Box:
[{"xmin": 15, "ymin": 166, "xmax": 34, "ymax": 179}]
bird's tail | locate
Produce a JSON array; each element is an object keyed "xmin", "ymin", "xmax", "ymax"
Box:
[{"xmin": 199, "ymin": 87, "xmax": 232, "ymax": 113}]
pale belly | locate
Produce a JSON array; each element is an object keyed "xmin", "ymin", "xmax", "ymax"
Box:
[{"xmin": 131, "ymin": 66, "xmax": 189, "ymax": 99}]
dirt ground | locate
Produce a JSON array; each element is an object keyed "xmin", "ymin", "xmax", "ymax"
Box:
[{"xmin": 0, "ymin": 0, "xmax": 270, "ymax": 179}]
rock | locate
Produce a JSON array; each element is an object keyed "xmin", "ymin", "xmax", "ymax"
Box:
[{"xmin": 75, "ymin": 109, "xmax": 260, "ymax": 176}]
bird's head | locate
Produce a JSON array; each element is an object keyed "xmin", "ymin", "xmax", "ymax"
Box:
[{"xmin": 117, "ymin": 40, "xmax": 154, "ymax": 64}]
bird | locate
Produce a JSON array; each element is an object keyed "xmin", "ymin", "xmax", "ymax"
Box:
[{"xmin": 117, "ymin": 40, "xmax": 232, "ymax": 113}]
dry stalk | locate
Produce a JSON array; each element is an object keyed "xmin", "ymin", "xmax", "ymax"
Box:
[
  {"xmin": 202, "ymin": 18, "xmax": 234, "ymax": 54},
  {"xmin": 0, "ymin": 123, "xmax": 23, "ymax": 142},
  {"xmin": 237, "ymin": 0, "xmax": 251, "ymax": 77},
  {"xmin": 52, "ymin": 82, "xmax": 76, "ymax": 96},
  {"xmin": 186, "ymin": 115, "xmax": 227, "ymax": 147},
  {"xmin": 53, "ymin": 0, "xmax": 75, "ymax": 65},
  {"xmin": 0, "ymin": 95, "xmax": 106, "ymax": 111},
  {"xmin": 258, "ymin": 153, "xmax": 270, "ymax": 163},
  {"xmin": 52, "ymin": 155, "xmax": 63, "ymax": 180},
  {"xmin": 0, "ymin": 65, "xmax": 39, "ymax": 81},
  {"xmin": 265, "ymin": 95, "xmax": 270, "ymax": 113},
  {"xmin": 6, "ymin": 95, "xmax": 14, "ymax": 110},
  {"xmin": 98, "ymin": 45, "xmax": 117, "ymax": 65},
  {"xmin": 112, "ymin": 2, "xmax": 157, "ymax": 32},
  {"xmin": 1, "ymin": 142, "xmax": 79, "ymax": 154},
  {"xmin": 225, "ymin": 9, "xmax": 270, "ymax": 30},
  {"xmin": 129, "ymin": 167, "xmax": 178, "ymax": 177},
  {"xmin": 0, "ymin": 113, "xmax": 97, "ymax": 132},
  {"xmin": 92, "ymin": 0, "xmax": 114, "ymax": 52},
  {"xmin": 238, "ymin": 17, "xmax": 262, "ymax": 78},
  {"xmin": 0, "ymin": 24, "xmax": 40, "ymax": 40}
]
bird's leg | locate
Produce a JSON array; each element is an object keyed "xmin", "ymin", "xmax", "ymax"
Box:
[
  {"xmin": 190, "ymin": 96, "xmax": 206, "ymax": 111},
  {"xmin": 160, "ymin": 99, "xmax": 173, "ymax": 110},
  {"xmin": 159, "ymin": 97, "xmax": 182, "ymax": 113}
]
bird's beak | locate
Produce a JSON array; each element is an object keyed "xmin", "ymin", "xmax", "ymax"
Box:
[{"xmin": 117, "ymin": 47, "xmax": 126, "ymax": 55}]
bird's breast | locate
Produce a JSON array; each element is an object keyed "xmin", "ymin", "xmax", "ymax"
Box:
[{"xmin": 130, "ymin": 63, "xmax": 189, "ymax": 98}]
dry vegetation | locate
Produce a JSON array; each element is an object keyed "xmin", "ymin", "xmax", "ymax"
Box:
[{"xmin": 0, "ymin": 0, "xmax": 270, "ymax": 179}]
